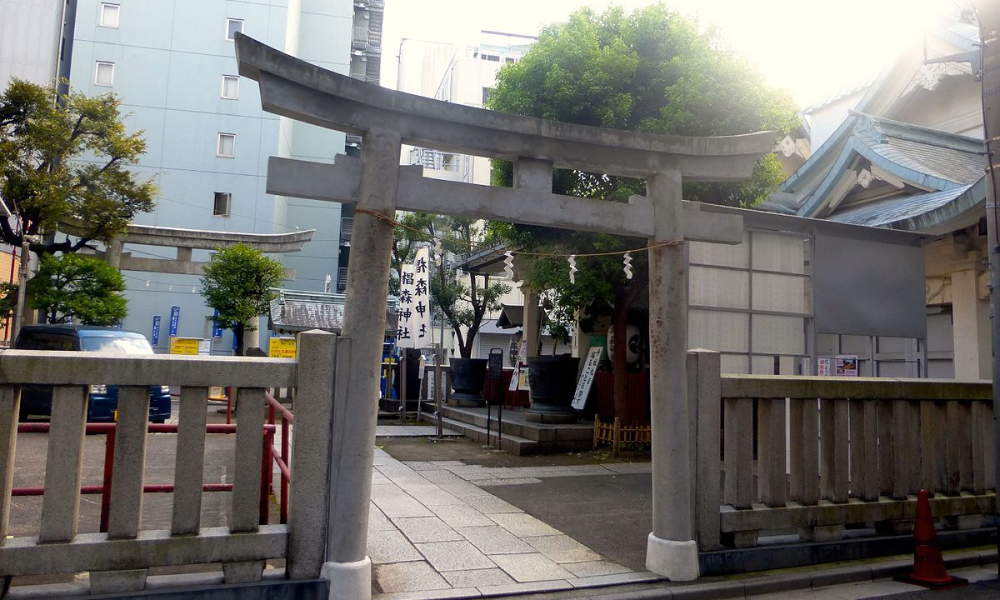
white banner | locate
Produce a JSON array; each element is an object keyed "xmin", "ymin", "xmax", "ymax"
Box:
[
  {"xmin": 397, "ymin": 264, "xmax": 416, "ymax": 348},
  {"xmin": 411, "ymin": 247, "xmax": 432, "ymax": 349}
]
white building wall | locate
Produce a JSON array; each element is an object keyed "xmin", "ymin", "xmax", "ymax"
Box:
[{"xmin": 0, "ymin": 0, "xmax": 63, "ymax": 87}]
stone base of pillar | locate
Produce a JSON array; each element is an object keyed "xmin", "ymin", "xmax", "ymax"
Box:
[
  {"xmin": 322, "ymin": 557, "xmax": 371, "ymax": 600},
  {"xmin": 943, "ymin": 514, "xmax": 982, "ymax": 530},
  {"xmin": 645, "ymin": 533, "xmax": 699, "ymax": 581},
  {"xmin": 89, "ymin": 568, "xmax": 148, "ymax": 594},
  {"xmin": 799, "ymin": 525, "xmax": 843, "ymax": 542},
  {"xmin": 721, "ymin": 531, "xmax": 758, "ymax": 548},
  {"xmin": 875, "ymin": 519, "xmax": 914, "ymax": 535}
]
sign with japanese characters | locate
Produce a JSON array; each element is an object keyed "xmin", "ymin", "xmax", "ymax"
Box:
[
  {"xmin": 398, "ymin": 247, "xmax": 432, "ymax": 349},
  {"xmin": 572, "ymin": 347, "xmax": 603, "ymax": 410},
  {"xmin": 268, "ymin": 337, "xmax": 297, "ymax": 359},
  {"xmin": 397, "ymin": 264, "xmax": 416, "ymax": 348}
]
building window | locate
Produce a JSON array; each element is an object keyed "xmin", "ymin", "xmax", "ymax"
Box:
[
  {"xmin": 226, "ymin": 18, "xmax": 244, "ymax": 41},
  {"xmin": 216, "ymin": 133, "xmax": 236, "ymax": 157},
  {"xmin": 221, "ymin": 75, "xmax": 239, "ymax": 99},
  {"xmin": 213, "ymin": 192, "xmax": 231, "ymax": 217},
  {"xmin": 99, "ymin": 3, "xmax": 120, "ymax": 28},
  {"xmin": 94, "ymin": 62, "xmax": 115, "ymax": 86}
]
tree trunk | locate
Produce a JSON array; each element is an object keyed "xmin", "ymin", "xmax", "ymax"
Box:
[
  {"xmin": 611, "ymin": 306, "xmax": 631, "ymax": 423},
  {"xmin": 234, "ymin": 323, "xmax": 245, "ymax": 357},
  {"xmin": 610, "ymin": 269, "xmax": 648, "ymax": 424}
]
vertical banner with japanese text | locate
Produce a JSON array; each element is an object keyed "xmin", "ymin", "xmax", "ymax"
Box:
[
  {"xmin": 411, "ymin": 247, "xmax": 431, "ymax": 348},
  {"xmin": 397, "ymin": 264, "xmax": 416, "ymax": 348}
]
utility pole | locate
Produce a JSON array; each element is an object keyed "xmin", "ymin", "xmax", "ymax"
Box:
[
  {"xmin": 11, "ymin": 237, "xmax": 34, "ymax": 342},
  {"xmin": 975, "ymin": 0, "xmax": 1000, "ymax": 576}
]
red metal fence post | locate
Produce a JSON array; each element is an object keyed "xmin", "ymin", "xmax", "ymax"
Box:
[
  {"xmin": 259, "ymin": 428, "xmax": 273, "ymax": 525},
  {"xmin": 280, "ymin": 417, "xmax": 289, "ymax": 524},
  {"xmin": 99, "ymin": 427, "xmax": 116, "ymax": 532}
]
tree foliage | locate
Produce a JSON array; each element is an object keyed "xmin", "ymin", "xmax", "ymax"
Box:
[
  {"xmin": 0, "ymin": 78, "xmax": 155, "ymax": 257},
  {"xmin": 431, "ymin": 217, "xmax": 511, "ymax": 359},
  {"xmin": 485, "ymin": 4, "xmax": 799, "ymax": 421},
  {"xmin": 27, "ymin": 253, "xmax": 127, "ymax": 325},
  {"xmin": 393, "ymin": 215, "xmax": 510, "ymax": 358},
  {"xmin": 200, "ymin": 243, "xmax": 284, "ymax": 355},
  {"xmin": 0, "ymin": 282, "xmax": 16, "ymax": 329},
  {"xmin": 390, "ymin": 212, "xmax": 434, "ymax": 296}
]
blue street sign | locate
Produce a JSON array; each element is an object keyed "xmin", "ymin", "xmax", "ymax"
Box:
[
  {"xmin": 152, "ymin": 316, "xmax": 161, "ymax": 346},
  {"xmin": 169, "ymin": 306, "xmax": 180, "ymax": 337},
  {"xmin": 212, "ymin": 309, "xmax": 223, "ymax": 339}
]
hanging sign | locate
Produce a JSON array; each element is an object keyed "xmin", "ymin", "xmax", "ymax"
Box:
[
  {"xmin": 411, "ymin": 247, "xmax": 431, "ymax": 349},
  {"xmin": 397, "ymin": 264, "xmax": 416, "ymax": 348},
  {"xmin": 212, "ymin": 309, "xmax": 223, "ymax": 339},
  {"xmin": 572, "ymin": 347, "xmax": 603, "ymax": 410},
  {"xmin": 151, "ymin": 316, "xmax": 161, "ymax": 347},
  {"xmin": 169, "ymin": 306, "xmax": 180, "ymax": 337}
]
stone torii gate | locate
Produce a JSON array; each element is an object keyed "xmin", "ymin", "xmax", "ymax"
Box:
[{"xmin": 235, "ymin": 34, "xmax": 773, "ymax": 597}]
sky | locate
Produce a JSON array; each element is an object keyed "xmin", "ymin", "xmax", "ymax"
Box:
[{"xmin": 381, "ymin": 0, "xmax": 965, "ymax": 109}]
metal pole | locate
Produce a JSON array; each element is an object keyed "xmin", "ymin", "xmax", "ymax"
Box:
[
  {"xmin": 435, "ymin": 342, "xmax": 443, "ymax": 440},
  {"xmin": 976, "ymin": 1, "xmax": 1000, "ymax": 576},
  {"xmin": 12, "ymin": 238, "xmax": 30, "ymax": 341}
]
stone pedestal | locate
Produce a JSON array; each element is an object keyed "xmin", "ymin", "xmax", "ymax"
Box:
[
  {"xmin": 322, "ymin": 558, "xmax": 371, "ymax": 600},
  {"xmin": 646, "ymin": 534, "xmax": 699, "ymax": 582}
]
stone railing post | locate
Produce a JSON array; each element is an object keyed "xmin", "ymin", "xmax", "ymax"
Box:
[
  {"xmin": 287, "ymin": 330, "xmax": 337, "ymax": 579},
  {"xmin": 687, "ymin": 349, "xmax": 721, "ymax": 551}
]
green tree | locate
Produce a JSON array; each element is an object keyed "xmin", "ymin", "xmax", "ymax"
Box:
[
  {"xmin": 0, "ymin": 282, "xmax": 16, "ymax": 331},
  {"xmin": 27, "ymin": 253, "xmax": 127, "ymax": 325},
  {"xmin": 200, "ymin": 243, "xmax": 285, "ymax": 355},
  {"xmin": 0, "ymin": 78, "xmax": 155, "ymax": 257},
  {"xmin": 390, "ymin": 212, "xmax": 434, "ymax": 296},
  {"xmin": 486, "ymin": 4, "xmax": 799, "ymax": 421},
  {"xmin": 427, "ymin": 217, "xmax": 509, "ymax": 359}
]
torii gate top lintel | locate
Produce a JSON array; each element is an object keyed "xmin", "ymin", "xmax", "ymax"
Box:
[{"xmin": 235, "ymin": 33, "xmax": 774, "ymax": 182}]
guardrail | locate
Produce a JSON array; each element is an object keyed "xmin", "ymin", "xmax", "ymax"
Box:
[
  {"xmin": 0, "ymin": 330, "xmax": 338, "ymax": 594},
  {"xmin": 686, "ymin": 350, "xmax": 995, "ymax": 551}
]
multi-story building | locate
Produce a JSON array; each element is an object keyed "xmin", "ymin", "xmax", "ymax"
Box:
[{"xmin": 0, "ymin": 0, "xmax": 384, "ymax": 351}]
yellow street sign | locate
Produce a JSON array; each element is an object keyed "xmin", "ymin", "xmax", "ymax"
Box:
[{"xmin": 269, "ymin": 337, "xmax": 297, "ymax": 359}]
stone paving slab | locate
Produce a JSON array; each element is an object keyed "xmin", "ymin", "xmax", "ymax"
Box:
[
  {"xmin": 487, "ymin": 553, "xmax": 575, "ymax": 583},
  {"xmin": 401, "ymin": 459, "xmax": 652, "ymax": 487},
  {"xmin": 415, "ymin": 540, "xmax": 497, "ymax": 572},
  {"xmin": 369, "ymin": 448, "xmax": 633, "ymax": 599},
  {"xmin": 440, "ymin": 567, "xmax": 515, "ymax": 588},
  {"xmin": 394, "ymin": 517, "xmax": 464, "ymax": 543}
]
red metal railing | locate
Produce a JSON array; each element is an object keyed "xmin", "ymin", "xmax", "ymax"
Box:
[
  {"xmin": 13, "ymin": 397, "xmax": 294, "ymax": 531},
  {"xmin": 265, "ymin": 392, "xmax": 293, "ymax": 524}
]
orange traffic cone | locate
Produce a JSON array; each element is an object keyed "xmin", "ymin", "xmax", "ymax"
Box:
[{"xmin": 896, "ymin": 489, "xmax": 967, "ymax": 589}]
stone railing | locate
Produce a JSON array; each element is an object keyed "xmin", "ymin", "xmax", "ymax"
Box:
[
  {"xmin": 0, "ymin": 330, "xmax": 338, "ymax": 594},
  {"xmin": 687, "ymin": 350, "xmax": 995, "ymax": 552}
]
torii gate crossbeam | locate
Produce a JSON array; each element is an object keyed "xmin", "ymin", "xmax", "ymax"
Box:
[{"xmin": 235, "ymin": 33, "xmax": 774, "ymax": 597}]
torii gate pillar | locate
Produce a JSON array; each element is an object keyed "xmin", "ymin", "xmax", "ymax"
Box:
[{"xmin": 646, "ymin": 169, "xmax": 698, "ymax": 579}]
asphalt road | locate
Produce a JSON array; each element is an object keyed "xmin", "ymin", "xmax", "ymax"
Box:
[{"xmin": 487, "ymin": 472, "xmax": 653, "ymax": 571}]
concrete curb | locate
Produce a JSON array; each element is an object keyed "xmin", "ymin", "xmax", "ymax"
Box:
[{"xmin": 460, "ymin": 548, "xmax": 999, "ymax": 600}]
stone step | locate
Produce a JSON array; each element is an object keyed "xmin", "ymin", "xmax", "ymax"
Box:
[
  {"xmin": 437, "ymin": 416, "xmax": 538, "ymax": 456},
  {"xmin": 439, "ymin": 406, "xmax": 593, "ymax": 443}
]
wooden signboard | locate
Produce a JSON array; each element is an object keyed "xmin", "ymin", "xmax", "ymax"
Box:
[{"xmin": 572, "ymin": 346, "xmax": 603, "ymax": 410}]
